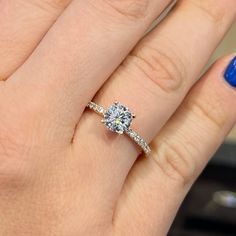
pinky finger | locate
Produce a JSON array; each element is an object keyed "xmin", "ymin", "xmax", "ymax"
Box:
[{"xmin": 113, "ymin": 55, "xmax": 236, "ymax": 236}]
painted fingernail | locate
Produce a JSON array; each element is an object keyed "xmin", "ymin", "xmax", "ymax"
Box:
[{"xmin": 224, "ymin": 56, "xmax": 236, "ymax": 88}]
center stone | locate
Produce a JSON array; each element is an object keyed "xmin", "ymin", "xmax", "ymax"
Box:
[{"xmin": 104, "ymin": 102, "xmax": 133, "ymax": 134}]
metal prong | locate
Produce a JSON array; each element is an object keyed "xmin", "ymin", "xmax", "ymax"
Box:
[
  {"xmin": 132, "ymin": 113, "xmax": 136, "ymax": 118},
  {"xmin": 116, "ymin": 130, "xmax": 123, "ymax": 135},
  {"xmin": 101, "ymin": 119, "xmax": 105, "ymax": 123},
  {"xmin": 114, "ymin": 101, "xmax": 119, "ymax": 105}
]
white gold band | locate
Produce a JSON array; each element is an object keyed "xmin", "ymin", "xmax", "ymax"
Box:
[{"xmin": 87, "ymin": 101, "xmax": 151, "ymax": 155}]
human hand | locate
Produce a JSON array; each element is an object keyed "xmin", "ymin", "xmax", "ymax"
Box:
[{"xmin": 0, "ymin": 0, "xmax": 236, "ymax": 235}]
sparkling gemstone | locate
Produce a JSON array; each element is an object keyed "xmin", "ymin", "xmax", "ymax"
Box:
[{"xmin": 104, "ymin": 102, "xmax": 133, "ymax": 134}]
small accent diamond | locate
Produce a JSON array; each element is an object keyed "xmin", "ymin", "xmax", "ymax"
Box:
[{"xmin": 87, "ymin": 102, "xmax": 105, "ymax": 115}]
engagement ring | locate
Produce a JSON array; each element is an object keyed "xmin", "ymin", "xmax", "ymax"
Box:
[{"xmin": 87, "ymin": 101, "xmax": 151, "ymax": 154}]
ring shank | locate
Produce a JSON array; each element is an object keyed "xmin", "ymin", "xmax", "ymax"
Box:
[{"xmin": 125, "ymin": 128, "xmax": 151, "ymax": 154}]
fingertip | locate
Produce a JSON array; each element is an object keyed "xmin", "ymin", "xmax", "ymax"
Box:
[
  {"xmin": 224, "ymin": 55, "xmax": 236, "ymax": 88},
  {"xmin": 205, "ymin": 53, "xmax": 236, "ymax": 91},
  {"xmin": 191, "ymin": 54, "xmax": 236, "ymax": 123},
  {"xmin": 212, "ymin": 53, "xmax": 236, "ymax": 72}
]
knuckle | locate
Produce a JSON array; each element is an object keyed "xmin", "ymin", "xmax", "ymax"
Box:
[
  {"xmin": 185, "ymin": 97, "xmax": 226, "ymax": 130},
  {"xmin": 0, "ymin": 97, "xmax": 42, "ymax": 187},
  {"xmin": 0, "ymin": 126, "xmax": 30, "ymax": 187},
  {"xmin": 103, "ymin": 0, "xmax": 150, "ymax": 20},
  {"xmin": 129, "ymin": 45, "xmax": 185, "ymax": 93},
  {"xmin": 29, "ymin": 0, "xmax": 71, "ymax": 11},
  {"xmin": 186, "ymin": 0, "xmax": 226, "ymax": 24},
  {"xmin": 152, "ymin": 139, "xmax": 197, "ymax": 185}
]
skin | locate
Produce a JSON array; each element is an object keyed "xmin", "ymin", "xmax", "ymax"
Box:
[{"xmin": 0, "ymin": 0, "xmax": 235, "ymax": 235}]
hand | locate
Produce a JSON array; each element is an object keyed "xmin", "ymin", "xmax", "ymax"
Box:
[{"xmin": 0, "ymin": 0, "xmax": 235, "ymax": 235}]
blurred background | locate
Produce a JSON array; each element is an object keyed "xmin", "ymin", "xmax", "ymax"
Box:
[{"xmin": 163, "ymin": 4, "xmax": 236, "ymax": 236}]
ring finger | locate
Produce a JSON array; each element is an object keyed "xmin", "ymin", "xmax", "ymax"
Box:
[
  {"xmin": 8, "ymin": 0, "xmax": 172, "ymax": 146},
  {"xmin": 75, "ymin": 0, "xmax": 236, "ymax": 199}
]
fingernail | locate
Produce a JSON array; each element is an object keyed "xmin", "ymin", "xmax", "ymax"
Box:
[{"xmin": 224, "ymin": 56, "xmax": 236, "ymax": 88}]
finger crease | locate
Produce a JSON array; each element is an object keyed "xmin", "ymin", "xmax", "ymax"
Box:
[{"xmin": 186, "ymin": 99, "xmax": 225, "ymax": 130}]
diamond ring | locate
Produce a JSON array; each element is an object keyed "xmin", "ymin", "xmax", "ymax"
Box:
[{"xmin": 87, "ymin": 101, "xmax": 151, "ymax": 154}]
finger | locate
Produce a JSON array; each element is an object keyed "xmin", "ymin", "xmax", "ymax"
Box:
[
  {"xmin": 75, "ymin": 0, "xmax": 236, "ymax": 199},
  {"xmin": 114, "ymin": 55, "xmax": 236, "ymax": 235},
  {"xmin": 8, "ymin": 0, "xmax": 171, "ymax": 144},
  {"xmin": 0, "ymin": 0, "xmax": 71, "ymax": 80}
]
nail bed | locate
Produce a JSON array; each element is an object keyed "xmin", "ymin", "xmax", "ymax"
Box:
[{"xmin": 224, "ymin": 56, "xmax": 236, "ymax": 88}]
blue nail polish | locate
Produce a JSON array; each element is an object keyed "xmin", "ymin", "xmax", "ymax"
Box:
[{"xmin": 224, "ymin": 56, "xmax": 236, "ymax": 88}]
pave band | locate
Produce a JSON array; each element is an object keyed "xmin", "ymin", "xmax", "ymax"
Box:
[{"xmin": 87, "ymin": 101, "xmax": 151, "ymax": 155}]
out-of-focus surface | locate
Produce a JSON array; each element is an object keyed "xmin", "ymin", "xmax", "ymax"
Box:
[
  {"xmin": 169, "ymin": 143, "xmax": 236, "ymax": 236},
  {"xmin": 228, "ymin": 127, "xmax": 236, "ymax": 141}
]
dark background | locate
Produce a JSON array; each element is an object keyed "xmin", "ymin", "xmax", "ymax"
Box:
[{"xmin": 169, "ymin": 142, "xmax": 236, "ymax": 236}]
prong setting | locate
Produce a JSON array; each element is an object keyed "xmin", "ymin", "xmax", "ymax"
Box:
[
  {"xmin": 103, "ymin": 102, "xmax": 133, "ymax": 134},
  {"xmin": 87, "ymin": 101, "xmax": 151, "ymax": 154}
]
